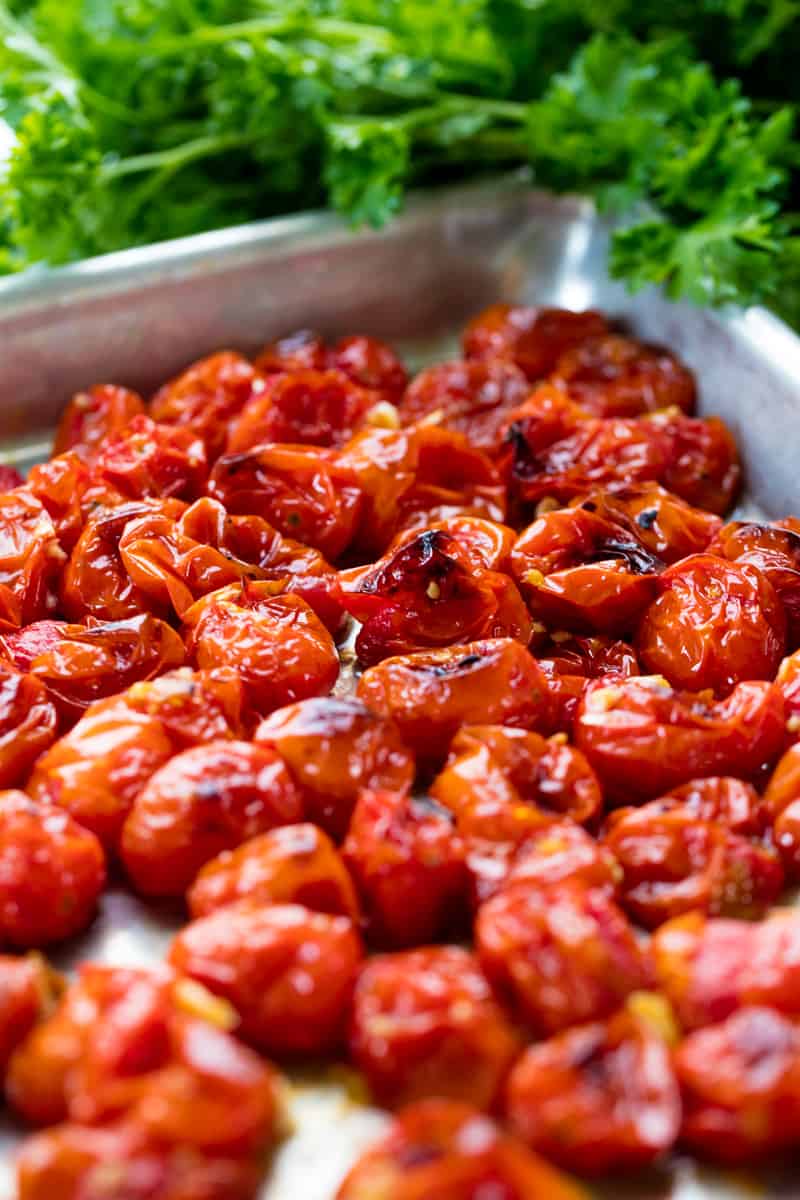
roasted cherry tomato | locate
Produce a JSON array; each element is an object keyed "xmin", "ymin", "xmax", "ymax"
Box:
[
  {"xmin": 336, "ymin": 1099, "xmax": 589, "ymax": 1200},
  {"xmin": 228, "ymin": 369, "xmax": 373, "ymax": 451},
  {"xmin": 511, "ymin": 506, "xmax": 662, "ymax": 634},
  {"xmin": 184, "ymin": 581, "xmax": 339, "ymax": 718},
  {"xmin": 535, "ymin": 633, "xmax": 640, "ymax": 734},
  {"xmin": 120, "ymin": 666, "xmax": 246, "ymax": 745},
  {"xmin": 256, "ymin": 329, "xmax": 327, "ymax": 374},
  {"xmin": 0, "ymin": 466, "xmax": 23, "ymax": 491},
  {"xmin": 356, "ymin": 639, "xmax": 553, "ymax": 768},
  {"xmin": 94, "ymin": 414, "xmax": 207, "ymax": 501},
  {"xmin": 398, "ymin": 359, "xmax": 530, "ymax": 453},
  {"xmin": 777, "ymin": 649, "xmax": 800, "ymax": 738},
  {"xmin": 53, "ymin": 384, "xmax": 145, "ymax": 462},
  {"xmin": 659, "ymin": 412, "xmax": 741, "ymax": 514},
  {"xmin": 120, "ymin": 741, "xmax": 303, "ymax": 897},
  {"xmin": 570, "ymin": 482, "xmax": 721, "ymax": 563},
  {"xmin": 0, "ymin": 663, "xmax": 58, "ymax": 789},
  {"xmin": 500, "ymin": 820, "xmax": 620, "ymax": 899},
  {"xmin": 382, "ymin": 514, "xmax": 517, "ymax": 574},
  {"xmin": 675, "ymin": 1006, "xmax": 800, "ymax": 1163},
  {"xmin": 708, "ymin": 519, "xmax": 800, "ymax": 648},
  {"xmin": 344, "ymin": 528, "xmax": 532, "ymax": 666},
  {"xmin": 764, "ymin": 743, "xmax": 800, "ymax": 876},
  {"xmin": 476, "ymin": 881, "xmax": 651, "ymax": 1036},
  {"xmin": 209, "ymin": 443, "xmax": 363, "ymax": 561},
  {"xmin": 574, "ymin": 676, "xmax": 786, "ymax": 803},
  {"xmin": 349, "ymin": 946, "xmax": 520, "ymax": 1110},
  {"xmin": 0, "ymin": 790, "xmax": 105, "ymax": 947},
  {"xmin": 396, "ymin": 425, "xmax": 507, "ymax": 534},
  {"xmin": 343, "ymin": 790, "xmax": 467, "ymax": 947},
  {"xmin": 0, "ymin": 953, "xmax": 63, "ymax": 1076},
  {"xmin": 652, "ymin": 909, "xmax": 800, "ymax": 1030},
  {"xmin": 463, "ymin": 304, "xmax": 609, "ymax": 379},
  {"xmin": 333, "ymin": 426, "xmax": 418, "ymax": 557},
  {"xmin": 636, "ymin": 554, "xmax": 786, "ymax": 697},
  {"xmin": 0, "ymin": 619, "xmax": 66, "ymax": 672},
  {"xmin": 188, "ymin": 823, "xmax": 360, "ymax": 921},
  {"xmin": 255, "ymin": 697, "xmax": 414, "ymax": 839},
  {"xmin": 0, "ymin": 490, "xmax": 65, "ymax": 626},
  {"xmin": 150, "ymin": 350, "xmax": 266, "ymax": 460},
  {"xmin": 329, "ymin": 334, "xmax": 407, "ymax": 405},
  {"xmin": 551, "ymin": 333, "xmax": 695, "ymax": 417},
  {"xmin": 505, "ymin": 1001, "xmax": 681, "ymax": 1174},
  {"xmin": 170, "ymin": 901, "xmax": 362, "ymax": 1057}
]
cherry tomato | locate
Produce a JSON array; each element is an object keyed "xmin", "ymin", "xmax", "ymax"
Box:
[
  {"xmin": 0, "ymin": 953, "xmax": 63, "ymax": 1076},
  {"xmin": 120, "ymin": 741, "xmax": 304, "ymax": 897},
  {"xmin": 380, "ymin": 514, "xmax": 517, "ymax": 574},
  {"xmin": 777, "ymin": 649, "xmax": 800, "ymax": 739},
  {"xmin": 0, "ymin": 490, "xmax": 65, "ymax": 626},
  {"xmin": 256, "ymin": 329, "xmax": 327, "ymax": 374},
  {"xmin": 571, "ymin": 482, "xmax": 721, "ymax": 563},
  {"xmin": 94, "ymin": 414, "xmax": 207, "ymax": 501},
  {"xmin": 342, "ymin": 790, "xmax": 467, "ymax": 948},
  {"xmin": 397, "ymin": 425, "xmax": 507, "ymax": 533},
  {"xmin": 765, "ymin": 743, "xmax": 800, "ymax": 876},
  {"xmin": 150, "ymin": 351, "xmax": 265, "ymax": 460},
  {"xmin": 228, "ymin": 369, "xmax": 373, "ymax": 451},
  {"xmin": 356, "ymin": 639, "xmax": 553, "ymax": 768},
  {"xmin": 636, "ymin": 555, "xmax": 786, "ymax": 697},
  {"xmin": 349, "ymin": 946, "xmax": 521, "ymax": 1109},
  {"xmin": 255, "ymin": 697, "xmax": 414, "ymax": 839},
  {"xmin": 511, "ymin": 506, "xmax": 662, "ymax": 635},
  {"xmin": 0, "ymin": 467, "xmax": 23, "ymax": 491},
  {"xmin": 708, "ymin": 520, "xmax": 800, "ymax": 648},
  {"xmin": 663, "ymin": 775, "xmax": 769, "ymax": 836},
  {"xmin": 333, "ymin": 427, "xmax": 418, "ymax": 558},
  {"xmin": 463, "ymin": 304, "xmax": 609, "ymax": 379},
  {"xmin": 399, "ymin": 359, "xmax": 530, "ymax": 453},
  {"xmin": 505, "ymin": 1003, "xmax": 681, "ymax": 1174},
  {"xmin": 53, "ymin": 384, "xmax": 145, "ymax": 462},
  {"xmin": 574, "ymin": 676, "xmax": 786, "ymax": 803},
  {"xmin": 0, "ymin": 663, "xmax": 58, "ymax": 789},
  {"xmin": 119, "ymin": 666, "xmax": 246, "ymax": 746},
  {"xmin": 0, "ymin": 620, "xmax": 66, "ymax": 672},
  {"xmin": 183, "ymin": 581, "xmax": 339, "ymax": 719},
  {"xmin": 170, "ymin": 901, "xmax": 362, "ymax": 1057},
  {"xmin": 188, "ymin": 823, "xmax": 360, "ymax": 921},
  {"xmin": 476, "ymin": 881, "xmax": 651, "ymax": 1036},
  {"xmin": 336, "ymin": 1099, "xmax": 589, "ymax": 1200},
  {"xmin": 659, "ymin": 412, "xmax": 741, "ymax": 514},
  {"xmin": 551, "ymin": 334, "xmax": 695, "ymax": 417},
  {"xmin": 535, "ymin": 634, "xmax": 640, "ymax": 735},
  {"xmin": 501, "ymin": 820, "xmax": 621, "ymax": 900},
  {"xmin": 0, "ymin": 790, "xmax": 105, "ymax": 947},
  {"xmin": 329, "ymin": 335, "xmax": 407, "ymax": 405}
]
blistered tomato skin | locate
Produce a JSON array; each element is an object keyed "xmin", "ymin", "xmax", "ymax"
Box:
[
  {"xmin": 343, "ymin": 790, "xmax": 468, "ymax": 948},
  {"xmin": 463, "ymin": 304, "xmax": 610, "ymax": 379},
  {"xmin": 52, "ymin": 384, "xmax": 146, "ymax": 462},
  {"xmin": 336, "ymin": 1099, "xmax": 590, "ymax": 1200},
  {"xmin": 636, "ymin": 555, "xmax": 787, "ymax": 697},
  {"xmin": 184, "ymin": 581, "xmax": 339, "ymax": 719},
  {"xmin": 121, "ymin": 741, "xmax": 304, "ymax": 897},
  {"xmin": 382, "ymin": 514, "xmax": 517, "ymax": 574},
  {"xmin": 150, "ymin": 350, "xmax": 265, "ymax": 460},
  {"xmin": 476, "ymin": 881, "xmax": 651, "ymax": 1036},
  {"xmin": 170, "ymin": 901, "xmax": 363, "ymax": 1058},
  {"xmin": 188, "ymin": 824, "xmax": 360, "ymax": 920},
  {"xmin": 708, "ymin": 519, "xmax": 800, "ymax": 647},
  {"xmin": 0, "ymin": 491, "xmax": 65, "ymax": 626},
  {"xmin": 356, "ymin": 639, "xmax": 553, "ymax": 768},
  {"xmin": 329, "ymin": 335, "xmax": 408, "ymax": 404},
  {"xmin": 505, "ymin": 1006, "xmax": 681, "ymax": 1175},
  {"xmin": 255, "ymin": 697, "xmax": 414, "ymax": 840},
  {"xmin": 0, "ymin": 664, "xmax": 58, "ymax": 789},
  {"xmin": 95, "ymin": 414, "xmax": 208, "ymax": 502},
  {"xmin": 119, "ymin": 667, "xmax": 246, "ymax": 745},
  {"xmin": 398, "ymin": 359, "xmax": 530, "ymax": 453},
  {"xmin": 0, "ymin": 790, "xmax": 105, "ymax": 947},
  {"xmin": 571, "ymin": 483, "xmax": 722, "ymax": 563},
  {"xmin": 349, "ymin": 946, "xmax": 521, "ymax": 1110},
  {"xmin": 511, "ymin": 506, "xmax": 663, "ymax": 635},
  {"xmin": 228, "ymin": 369, "xmax": 373, "ymax": 451},
  {"xmin": 574, "ymin": 676, "xmax": 786, "ymax": 804},
  {"xmin": 552, "ymin": 334, "xmax": 696, "ymax": 417}
]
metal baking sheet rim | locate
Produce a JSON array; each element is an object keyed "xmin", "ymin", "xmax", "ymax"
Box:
[{"xmin": 0, "ymin": 177, "xmax": 799, "ymax": 1197}]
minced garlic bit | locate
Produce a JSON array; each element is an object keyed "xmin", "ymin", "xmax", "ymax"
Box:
[
  {"xmin": 535, "ymin": 496, "xmax": 560, "ymax": 516},
  {"xmin": 174, "ymin": 977, "xmax": 239, "ymax": 1030},
  {"xmin": 550, "ymin": 630, "xmax": 572, "ymax": 644},
  {"xmin": 626, "ymin": 990, "xmax": 681, "ymax": 1046},
  {"xmin": 426, "ymin": 581, "xmax": 441, "ymax": 600},
  {"xmin": 365, "ymin": 401, "xmax": 401, "ymax": 430},
  {"xmin": 523, "ymin": 568, "xmax": 546, "ymax": 588},
  {"xmin": 787, "ymin": 715, "xmax": 800, "ymax": 733}
]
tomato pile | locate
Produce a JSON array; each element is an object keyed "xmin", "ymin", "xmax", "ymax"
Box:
[{"xmin": 0, "ymin": 304, "xmax": 798, "ymax": 1197}]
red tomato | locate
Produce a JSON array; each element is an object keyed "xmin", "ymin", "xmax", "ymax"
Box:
[
  {"xmin": 119, "ymin": 667, "xmax": 246, "ymax": 746},
  {"xmin": 0, "ymin": 490, "xmax": 65, "ymax": 626},
  {"xmin": 329, "ymin": 335, "xmax": 407, "ymax": 405},
  {"xmin": 708, "ymin": 519, "xmax": 800, "ymax": 648},
  {"xmin": 0, "ymin": 953, "xmax": 62, "ymax": 1076},
  {"xmin": 765, "ymin": 743, "xmax": 800, "ymax": 876},
  {"xmin": 228, "ymin": 369, "xmax": 373, "ymax": 451},
  {"xmin": 95, "ymin": 415, "xmax": 207, "ymax": 501},
  {"xmin": 570, "ymin": 482, "xmax": 721, "ymax": 563},
  {"xmin": 463, "ymin": 304, "xmax": 609, "ymax": 379},
  {"xmin": 150, "ymin": 350, "xmax": 265, "ymax": 460},
  {"xmin": 399, "ymin": 359, "xmax": 530, "ymax": 453},
  {"xmin": 551, "ymin": 334, "xmax": 695, "ymax": 417},
  {"xmin": 0, "ymin": 663, "xmax": 58, "ymax": 789},
  {"xmin": 255, "ymin": 330, "xmax": 327, "ymax": 374},
  {"xmin": 53, "ymin": 384, "xmax": 145, "ymax": 462}
]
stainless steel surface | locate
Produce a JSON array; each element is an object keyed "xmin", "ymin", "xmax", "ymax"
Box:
[{"xmin": 1, "ymin": 178, "xmax": 799, "ymax": 1197}]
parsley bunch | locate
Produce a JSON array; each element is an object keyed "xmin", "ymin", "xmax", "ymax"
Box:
[{"xmin": 0, "ymin": 0, "xmax": 797, "ymax": 323}]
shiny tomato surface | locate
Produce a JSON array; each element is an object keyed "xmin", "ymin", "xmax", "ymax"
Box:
[
  {"xmin": 53, "ymin": 384, "xmax": 146, "ymax": 462},
  {"xmin": 551, "ymin": 333, "xmax": 695, "ymax": 417},
  {"xmin": 463, "ymin": 304, "xmax": 609, "ymax": 379}
]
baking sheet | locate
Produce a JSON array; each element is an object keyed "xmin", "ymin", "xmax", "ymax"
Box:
[{"xmin": 1, "ymin": 177, "xmax": 800, "ymax": 1198}]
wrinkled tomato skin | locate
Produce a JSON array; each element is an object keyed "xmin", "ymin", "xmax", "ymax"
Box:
[
  {"xmin": 0, "ymin": 664, "xmax": 58, "ymax": 789},
  {"xmin": 603, "ymin": 800, "xmax": 783, "ymax": 928},
  {"xmin": 502, "ymin": 821, "xmax": 620, "ymax": 899},
  {"xmin": 636, "ymin": 555, "xmax": 786, "ymax": 697},
  {"xmin": 536, "ymin": 635, "xmax": 640, "ymax": 735},
  {"xmin": 120, "ymin": 667, "xmax": 246, "ymax": 746},
  {"xmin": 0, "ymin": 954, "xmax": 62, "ymax": 1077},
  {"xmin": 0, "ymin": 491, "xmax": 65, "ymax": 626},
  {"xmin": 660, "ymin": 413, "xmax": 741, "ymax": 515},
  {"xmin": 764, "ymin": 743, "xmax": 800, "ymax": 876},
  {"xmin": 255, "ymin": 697, "xmax": 413, "ymax": 840},
  {"xmin": 208, "ymin": 444, "xmax": 363, "ymax": 561},
  {"xmin": 17, "ymin": 1121, "xmax": 262, "ymax": 1200},
  {"xmin": 53, "ymin": 384, "xmax": 146, "ymax": 462},
  {"xmin": 356, "ymin": 639, "xmax": 553, "ymax": 769},
  {"xmin": 381, "ymin": 515, "xmax": 516, "ymax": 575},
  {"xmin": 170, "ymin": 901, "xmax": 363, "ymax": 1058},
  {"xmin": 675, "ymin": 1006, "xmax": 800, "ymax": 1164},
  {"xmin": 0, "ymin": 620, "xmax": 67, "ymax": 672},
  {"xmin": 664, "ymin": 775, "xmax": 769, "ymax": 835},
  {"xmin": 26, "ymin": 614, "xmax": 186, "ymax": 727},
  {"xmin": 342, "ymin": 790, "xmax": 468, "ymax": 948},
  {"xmin": 334, "ymin": 427, "xmax": 418, "ymax": 558},
  {"xmin": 552, "ymin": 334, "xmax": 695, "ymax": 417},
  {"xmin": 120, "ymin": 741, "xmax": 304, "ymax": 897},
  {"xmin": 188, "ymin": 823, "xmax": 360, "ymax": 921},
  {"xmin": 329, "ymin": 335, "xmax": 408, "ymax": 405},
  {"xmin": 574, "ymin": 677, "xmax": 786, "ymax": 804},
  {"xmin": 95, "ymin": 415, "xmax": 208, "ymax": 502},
  {"xmin": 777, "ymin": 649, "xmax": 800, "ymax": 740},
  {"xmin": 571, "ymin": 483, "xmax": 721, "ymax": 564},
  {"xmin": 511, "ymin": 507, "xmax": 662, "ymax": 635},
  {"xmin": 399, "ymin": 359, "xmax": 530, "ymax": 453},
  {"xmin": 150, "ymin": 350, "xmax": 265, "ymax": 460},
  {"xmin": 228, "ymin": 369, "xmax": 373, "ymax": 451},
  {"xmin": 28, "ymin": 698, "xmax": 175, "ymax": 849},
  {"xmin": 463, "ymin": 304, "xmax": 610, "ymax": 380},
  {"xmin": 0, "ymin": 790, "xmax": 105, "ymax": 947},
  {"xmin": 184, "ymin": 582, "xmax": 339, "ymax": 719},
  {"xmin": 349, "ymin": 946, "xmax": 521, "ymax": 1111},
  {"xmin": 708, "ymin": 520, "xmax": 800, "ymax": 648},
  {"xmin": 397, "ymin": 426, "xmax": 507, "ymax": 534},
  {"xmin": 505, "ymin": 1008, "xmax": 681, "ymax": 1175},
  {"xmin": 476, "ymin": 881, "xmax": 651, "ymax": 1036},
  {"xmin": 256, "ymin": 329, "xmax": 327, "ymax": 375},
  {"xmin": 336, "ymin": 1099, "xmax": 589, "ymax": 1200}
]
